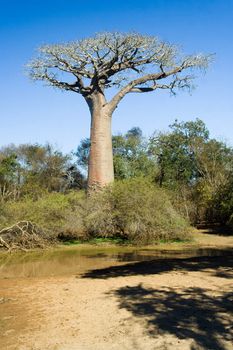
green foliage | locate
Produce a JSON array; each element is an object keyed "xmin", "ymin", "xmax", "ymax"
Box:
[
  {"xmin": 75, "ymin": 138, "xmax": 91, "ymax": 170},
  {"xmin": 19, "ymin": 143, "xmax": 70, "ymax": 192},
  {"xmin": 194, "ymin": 140, "xmax": 233, "ymax": 223},
  {"xmin": 84, "ymin": 178, "xmax": 190, "ymax": 244},
  {"xmin": 0, "ymin": 154, "xmax": 18, "ymax": 179},
  {"xmin": 0, "ymin": 153, "xmax": 19, "ymax": 200},
  {"xmin": 1, "ymin": 191, "xmax": 85, "ymax": 234},
  {"xmin": 1, "ymin": 181, "xmax": 190, "ymax": 245},
  {"xmin": 1, "ymin": 119, "xmax": 232, "ymax": 245},
  {"xmin": 113, "ymin": 128, "xmax": 155, "ymax": 179},
  {"xmin": 210, "ymin": 175, "xmax": 233, "ymax": 225},
  {"xmin": 149, "ymin": 118, "xmax": 233, "ymax": 225},
  {"xmin": 0, "ymin": 143, "xmax": 86, "ymax": 201},
  {"xmin": 87, "ymin": 237, "xmax": 127, "ymax": 245},
  {"xmin": 149, "ymin": 118, "xmax": 209, "ymax": 187}
]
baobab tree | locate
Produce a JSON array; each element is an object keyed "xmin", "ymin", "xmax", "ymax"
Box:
[{"xmin": 27, "ymin": 32, "xmax": 210, "ymax": 190}]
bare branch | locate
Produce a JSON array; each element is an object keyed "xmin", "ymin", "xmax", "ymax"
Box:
[
  {"xmin": 108, "ymin": 66, "xmax": 185, "ymax": 112},
  {"xmin": 27, "ymin": 32, "xmax": 212, "ymax": 101}
]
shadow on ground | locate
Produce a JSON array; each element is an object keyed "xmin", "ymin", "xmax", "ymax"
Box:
[
  {"xmin": 110, "ymin": 285, "xmax": 233, "ymax": 350},
  {"xmin": 81, "ymin": 251, "xmax": 233, "ymax": 349},
  {"xmin": 197, "ymin": 225, "xmax": 233, "ymax": 236},
  {"xmin": 81, "ymin": 253, "xmax": 233, "ymax": 280}
]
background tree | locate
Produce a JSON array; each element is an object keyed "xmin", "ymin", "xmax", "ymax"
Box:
[
  {"xmin": 0, "ymin": 153, "xmax": 19, "ymax": 201},
  {"xmin": 149, "ymin": 119, "xmax": 209, "ymax": 188},
  {"xmin": 0, "ymin": 144, "xmax": 85, "ymax": 200},
  {"xmin": 75, "ymin": 138, "xmax": 91, "ymax": 171},
  {"xmin": 17, "ymin": 144, "xmax": 71, "ymax": 193},
  {"xmin": 149, "ymin": 119, "xmax": 233, "ymax": 224},
  {"xmin": 28, "ymin": 32, "xmax": 211, "ymax": 190},
  {"xmin": 196, "ymin": 140, "xmax": 233, "ymax": 223}
]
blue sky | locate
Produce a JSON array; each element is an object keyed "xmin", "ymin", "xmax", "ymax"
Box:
[{"xmin": 0, "ymin": 0, "xmax": 233, "ymax": 152}]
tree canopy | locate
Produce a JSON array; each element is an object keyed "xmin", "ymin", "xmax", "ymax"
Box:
[{"xmin": 28, "ymin": 32, "xmax": 211, "ymax": 109}]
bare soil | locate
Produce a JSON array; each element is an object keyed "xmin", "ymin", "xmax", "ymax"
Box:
[{"xmin": 0, "ymin": 232, "xmax": 233, "ymax": 350}]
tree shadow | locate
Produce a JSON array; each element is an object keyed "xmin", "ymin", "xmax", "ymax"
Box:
[
  {"xmin": 81, "ymin": 253, "xmax": 233, "ymax": 280},
  {"xmin": 197, "ymin": 224, "xmax": 233, "ymax": 236},
  {"xmin": 110, "ymin": 285, "xmax": 233, "ymax": 350}
]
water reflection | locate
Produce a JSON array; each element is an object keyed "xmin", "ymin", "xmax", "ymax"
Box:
[
  {"xmin": 0, "ymin": 246, "xmax": 232, "ymax": 279},
  {"xmin": 112, "ymin": 248, "xmax": 233, "ymax": 262}
]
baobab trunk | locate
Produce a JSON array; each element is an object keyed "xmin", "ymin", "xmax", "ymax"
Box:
[{"xmin": 87, "ymin": 92, "xmax": 114, "ymax": 190}]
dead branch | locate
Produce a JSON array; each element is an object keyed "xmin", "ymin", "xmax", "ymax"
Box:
[{"xmin": 0, "ymin": 221, "xmax": 54, "ymax": 252}]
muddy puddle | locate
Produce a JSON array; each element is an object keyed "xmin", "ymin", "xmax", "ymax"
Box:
[{"xmin": 0, "ymin": 245, "xmax": 232, "ymax": 279}]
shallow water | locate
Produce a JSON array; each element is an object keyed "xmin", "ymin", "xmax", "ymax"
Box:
[{"xmin": 0, "ymin": 245, "xmax": 232, "ymax": 279}]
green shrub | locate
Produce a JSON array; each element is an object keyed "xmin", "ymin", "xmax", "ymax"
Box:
[
  {"xmin": 84, "ymin": 178, "xmax": 190, "ymax": 244},
  {"xmin": 0, "ymin": 191, "xmax": 85, "ymax": 235},
  {"xmin": 0, "ymin": 180, "xmax": 191, "ymax": 245},
  {"xmin": 83, "ymin": 189, "xmax": 116, "ymax": 237}
]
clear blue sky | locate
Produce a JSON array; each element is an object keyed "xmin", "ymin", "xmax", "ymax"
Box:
[{"xmin": 0, "ymin": 0, "xmax": 233, "ymax": 152}]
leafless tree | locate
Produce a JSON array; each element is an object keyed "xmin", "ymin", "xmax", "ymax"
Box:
[{"xmin": 27, "ymin": 32, "xmax": 211, "ymax": 190}]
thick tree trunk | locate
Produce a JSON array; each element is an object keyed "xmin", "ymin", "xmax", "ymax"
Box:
[{"xmin": 87, "ymin": 92, "xmax": 114, "ymax": 190}]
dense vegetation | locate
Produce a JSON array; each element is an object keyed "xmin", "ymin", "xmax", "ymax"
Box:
[
  {"xmin": 76, "ymin": 119, "xmax": 233, "ymax": 227},
  {"xmin": 0, "ymin": 119, "xmax": 232, "ymax": 246}
]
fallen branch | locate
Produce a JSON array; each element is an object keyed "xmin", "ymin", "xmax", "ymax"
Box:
[{"xmin": 0, "ymin": 221, "xmax": 53, "ymax": 252}]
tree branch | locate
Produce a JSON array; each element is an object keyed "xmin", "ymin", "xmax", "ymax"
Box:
[{"xmin": 108, "ymin": 66, "xmax": 183, "ymax": 112}]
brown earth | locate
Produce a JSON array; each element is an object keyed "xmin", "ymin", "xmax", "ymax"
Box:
[{"xmin": 0, "ymin": 232, "xmax": 233, "ymax": 350}]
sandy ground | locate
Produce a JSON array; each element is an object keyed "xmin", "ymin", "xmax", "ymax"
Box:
[{"xmin": 0, "ymin": 234, "xmax": 233, "ymax": 350}]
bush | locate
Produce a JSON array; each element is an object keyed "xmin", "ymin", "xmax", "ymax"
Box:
[
  {"xmin": 0, "ymin": 191, "xmax": 85, "ymax": 236},
  {"xmin": 0, "ymin": 179, "xmax": 190, "ymax": 245},
  {"xmin": 84, "ymin": 178, "xmax": 190, "ymax": 244}
]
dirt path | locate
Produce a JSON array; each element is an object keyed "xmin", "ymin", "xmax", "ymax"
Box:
[{"xmin": 1, "ymin": 252, "xmax": 233, "ymax": 350}]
